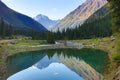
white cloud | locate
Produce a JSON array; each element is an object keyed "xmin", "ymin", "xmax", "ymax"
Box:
[
  {"xmin": 52, "ymin": 8, "xmax": 58, "ymax": 12},
  {"xmin": 2, "ymin": 0, "xmax": 15, "ymax": 2}
]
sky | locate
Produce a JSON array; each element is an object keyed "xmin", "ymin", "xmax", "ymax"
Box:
[{"xmin": 2, "ymin": 0, "xmax": 86, "ymax": 20}]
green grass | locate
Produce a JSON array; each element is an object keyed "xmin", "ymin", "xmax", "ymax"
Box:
[
  {"xmin": 113, "ymin": 53, "xmax": 120, "ymax": 62},
  {"xmin": 58, "ymin": 37, "xmax": 111, "ymax": 45},
  {"xmin": 14, "ymin": 40, "xmax": 47, "ymax": 46},
  {"xmin": 112, "ymin": 36, "xmax": 120, "ymax": 63}
]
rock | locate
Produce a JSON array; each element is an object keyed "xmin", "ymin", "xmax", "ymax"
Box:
[
  {"xmin": 0, "ymin": 76, "xmax": 2, "ymax": 79},
  {"xmin": 113, "ymin": 67, "xmax": 120, "ymax": 80},
  {"xmin": 111, "ymin": 36, "xmax": 115, "ymax": 41},
  {"xmin": 10, "ymin": 41, "xmax": 17, "ymax": 44}
]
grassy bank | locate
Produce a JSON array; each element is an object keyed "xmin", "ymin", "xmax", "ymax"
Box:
[
  {"xmin": 58, "ymin": 37, "xmax": 119, "ymax": 80},
  {"xmin": 14, "ymin": 40, "xmax": 47, "ymax": 46},
  {"xmin": 0, "ymin": 40, "xmax": 48, "ymax": 80},
  {"xmin": 0, "ymin": 38, "xmax": 119, "ymax": 80}
]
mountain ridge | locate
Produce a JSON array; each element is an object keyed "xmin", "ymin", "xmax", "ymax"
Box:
[
  {"xmin": 51, "ymin": 0, "xmax": 107, "ymax": 32},
  {"xmin": 0, "ymin": 1, "xmax": 47, "ymax": 32},
  {"xmin": 34, "ymin": 14, "xmax": 60, "ymax": 30}
]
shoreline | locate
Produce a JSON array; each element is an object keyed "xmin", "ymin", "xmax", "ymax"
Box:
[
  {"xmin": 0, "ymin": 39, "xmax": 119, "ymax": 80},
  {"xmin": 0, "ymin": 43, "xmax": 86, "ymax": 80}
]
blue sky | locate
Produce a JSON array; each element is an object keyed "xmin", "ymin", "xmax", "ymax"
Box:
[{"xmin": 2, "ymin": 0, "xmax": 86, "ymax": 20}]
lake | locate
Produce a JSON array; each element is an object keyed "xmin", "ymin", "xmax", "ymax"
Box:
[{"xmin": 7, "ymin": 48, "xmax": 109, "ymax": 80}]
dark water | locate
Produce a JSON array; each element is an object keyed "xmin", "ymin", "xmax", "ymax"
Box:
[{"xmin": 7, "ymin": 48, "xmax": 109, "ymax": 80}]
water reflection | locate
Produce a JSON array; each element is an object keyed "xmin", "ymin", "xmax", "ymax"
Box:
[
  {"xmin": 59, "ymin": 54, "xmax": 103, "ymax": 80},
  {"xmin": 34, "ymin": 54, "xmax": 59, "ymax": 69},
  {"xmin": 9, "ymin": 62, "xmax": 85, "ymax": 80},
  {"xmin": 7, "ymin": 52, "xmax": 103, "ymax": 80},
  {"xmin": 7, "ymin": 52, "xmax": 46, "ymax": 76}
]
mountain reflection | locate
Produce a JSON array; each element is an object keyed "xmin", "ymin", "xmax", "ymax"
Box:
[
  {"xmin": 8, "ymin": 52, "xmax": 103, "ymax": 80},
  {"xmin": 58, "ymin": 54, "xmax": 103, "ymax": 80}
]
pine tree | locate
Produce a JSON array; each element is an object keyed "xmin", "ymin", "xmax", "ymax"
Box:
[
  {"xmin": 107, "ymin": 0, "xmax": 120, "ymax": 64},
  {"xmin": 31, "ymin": 28, "xmax": 35, "ymax": 39},
  {"xmin": 107, "ymin": 0, "xmax": 120, "ymax": 33},
  {"xmin": 0, "ymin": 18, "xmax": 5, "ymax": 38},
  {"xmin": 9, "ymin": 24, "xmax": 14, "ymax": 36},
  {"xmin": 47, "ymin": 31, "xmax": 55, "ymax": 44},
  {"xmin": 0, "ymin": 18, "xmax": 2, "ymax": 37}
]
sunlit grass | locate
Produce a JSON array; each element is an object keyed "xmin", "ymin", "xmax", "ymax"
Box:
[
  {"xmin": 14, "ymin": 40, "xmax": 47, "ymax": 46},
  {"xmin": 58, "ymin": 37, "xmax": 111, "ymax": 45},
  {"xmin": 112, "ymin": 53, "xmax": 120, "ymax": 62}
]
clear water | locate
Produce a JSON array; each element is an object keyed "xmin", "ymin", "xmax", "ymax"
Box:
[{"xmin": 7, "ymin": 48, "xmax": 109, "ymax": 80}]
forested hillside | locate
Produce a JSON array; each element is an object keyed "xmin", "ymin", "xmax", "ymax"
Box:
[
  {"xmin": 54, "ymin": 4, "xmax": 112, "ymax": 40},
  {"xmin": 51, "ymin": 0, "xmax": 107, "ymax": 32},
  {"xmin": 0, "ymin": 1, "xmax": 47, "ymax": 32},
  {"xmin": 0, "ymin": 18, "xmax": 46, "ymax": 39}
]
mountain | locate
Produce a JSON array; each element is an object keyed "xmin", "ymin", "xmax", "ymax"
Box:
[
  {"xmin": 0, "ymin": 1, "xmax": 47, "ymax": 32},
  {"xmin": 54, "ymin": 4, "xmax": 112, "ymax": 40},
  {"xmin": 52, "ymin": 0, "xmax": 107, "ymax": 32},
  {"xmin": 34, "ymin": 14, "xmax": 60, "ymax": 30},
  {"xmin": 85, "ymin": 3, "xmax": 110, "ymax": 23},
  {"xmin": 81, "ymin": 3, "xmax": 112, "ymax": 37}
]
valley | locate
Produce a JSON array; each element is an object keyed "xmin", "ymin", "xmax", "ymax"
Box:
[{"xmin": 0, "ymin": 0, "xmax": 120, "ymax": 80}]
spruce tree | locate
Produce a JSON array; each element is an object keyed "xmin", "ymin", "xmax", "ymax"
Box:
[
  {"xmin": 47, "ymin": 31, "xmax": 55, "ymax": 44},
  {"xmin": 0, "ymin": 18, "xmax": 5, "ymax": 38},
  {"xmin": 107, "ymin": 0, "xmax": 120, "ymax": 64},
  {"xmin": 107, "ymin": 0, "xmax": 120, "ymax": 33},
  {"xmin": 9, "ymin": 24, "xmax": 13, "ymax": 36}
]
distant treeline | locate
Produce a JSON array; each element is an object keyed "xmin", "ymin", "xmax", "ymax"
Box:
[
  {"xmin": 0, "ymin": 18, "xmax": 13, "ymax": 38},
  {"xmin": 0, "ymin": 18, "xmax": 46, "ymax": 39},
  {"xmin": 0, "ymin": 13, "xmax": 112, "ymax": 40},
  {"xmin": 54, "ymin": 13, "xmax": 112, "ymax": 40}
]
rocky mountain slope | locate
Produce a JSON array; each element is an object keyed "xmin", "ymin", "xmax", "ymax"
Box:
[
  {"xmin": 85, "ymin": 3, "xmax": 110, "ymax": 23},
  {"xmin": 52, "ymin": 0, "xmax": 107, "ymax": 32},
  {"xmin": 34, "ymin": 14, "xmax": 60, "ymax": 30},
  {"xmin": 0, "ymin": 1, "xmax": 47, "ymax": 32}
]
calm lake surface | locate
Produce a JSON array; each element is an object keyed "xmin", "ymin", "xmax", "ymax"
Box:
[{"xmin": 7, "ymin": 48, "xmax": 109, "ymax": 80}]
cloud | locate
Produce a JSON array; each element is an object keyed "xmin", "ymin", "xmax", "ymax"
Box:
[
  {"xmin": 2, "ymin": 0, "xmax": 15, "ymax": 2},
  {"xmin": 52, "ymin": 8, "xmax": 58, "ymax": 12}
]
